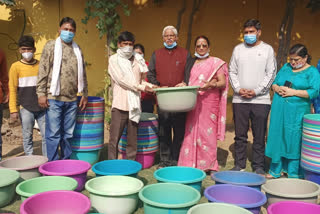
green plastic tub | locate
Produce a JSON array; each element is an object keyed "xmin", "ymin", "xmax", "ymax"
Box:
[
  {"xmin": 0, "ymin": 168, "xmax": 20, "ymax": 207},
  {"xmin": 154, "ymin": 86, "xmax": 199, "ymax": 112},
  {"xmin": 85, "ymin": 175, "xmax": 144, "ymax": 214},
  {"xmin": 139, "ymin": 183, "xmax": 201, "ymax": 214},
  {"xmin": 187, "ymin": 203, "xmax": 252, "ymax": 214},
  {"xmin": 16, "ymin": 176, "xmax": 78, "ymax": 201}
]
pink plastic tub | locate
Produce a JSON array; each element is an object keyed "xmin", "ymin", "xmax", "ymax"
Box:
[
  {"xmin": 39, "ymin": 160, "xmax": 91, "ymax": 191},
  {"xmin": 268, "ymin": 201, "xmax": 320, "ymax": 214},
  {"xmin": 20, "ymin": 190, "xmax": 91, "ymax": 214},
  {"xmin": 121, "ymin": 152, "xmax": 156, "ymax": 169}
]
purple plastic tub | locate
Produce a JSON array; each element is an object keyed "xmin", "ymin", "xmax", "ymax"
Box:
[
  {"xmin": 20, "ymin": 190, "xmax": 91, "ymax": 214},
  {"xmin": 268, "ymin": 201, "xmax": 320, "ymax": 214},
  {"xmin": 304, "ymin": 169, "xmax": 320, "ymax": 185},
  {"xmin": 39, "ymin": 160, "xmax": 91, "ymax": 191},
  {"xmin": 204, "ymin": 184, "xmax": 267, "ymax": 214}
]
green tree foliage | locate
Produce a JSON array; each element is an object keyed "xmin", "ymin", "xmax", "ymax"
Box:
[
  {"xmin": 0, "ymin": 0, "xmax": 15, "ymax": 6},
  {"xmin": 82, "ymin": 0, "xmax": 130, "ymax": 124}
]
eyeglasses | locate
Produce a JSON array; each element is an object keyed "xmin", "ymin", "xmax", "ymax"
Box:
[
  {"xmin": 163, "ymin": 34, "xmax": 176, "ymax": 38},
  {"xmin": 196, "ymin": 44, "xmax": 208, "ymax": 48}
]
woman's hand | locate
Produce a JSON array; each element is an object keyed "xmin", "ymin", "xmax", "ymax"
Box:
[
  {"xmin": 280, "ymin": 86, "xmax": 296, "ymax": 97},
  {"xmin": 199, "ymin": 79, "xmax": 217, "ymax": 91}
]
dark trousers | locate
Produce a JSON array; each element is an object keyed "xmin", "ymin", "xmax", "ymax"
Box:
[
  {"xmin": 233, "ymin": 103, "xmax": 270, "ymax": 170},
  {"xmin": 108, "ymin": 108, "xmax": 138, "ymax": 160},
  {"xmin": 158, "ymin": 108, "xmax": 186, "ymax": 165}
]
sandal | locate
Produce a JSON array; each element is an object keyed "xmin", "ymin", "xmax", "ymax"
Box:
[{"xmin": 265, "ymin": 173, "xmax": 277, "ymax": 179}]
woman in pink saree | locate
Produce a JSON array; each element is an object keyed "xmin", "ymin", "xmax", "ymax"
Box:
[{"xmin": 178, "ymin": 36, "xmax": 228, "ymax": 174}]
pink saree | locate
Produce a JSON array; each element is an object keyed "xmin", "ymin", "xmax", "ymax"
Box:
[{"xmin": 178, "ymin": 57, "xmax": 228, "ymax": 171}]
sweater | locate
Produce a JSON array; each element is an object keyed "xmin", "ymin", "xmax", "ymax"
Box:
[
  {"xmin": 147, "ymin": 46, "xmax": 192, "ymax": 87},
  {"xmin": 229, "ymin": 41, "xmax": 277, "ymax": 104},
  {"xmin": 9, "ymin": 60, "xmax": 43, "ymax": 113}
]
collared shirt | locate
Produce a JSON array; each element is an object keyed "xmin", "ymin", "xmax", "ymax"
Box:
[
  {"xmin": 108, "ymin": 54, "xmax": 151, "ymax": 111},
  {"xmin": 37, "ymin": 40, "xmax": 88, "ymax": 102}
]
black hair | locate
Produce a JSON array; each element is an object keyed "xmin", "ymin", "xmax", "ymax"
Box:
[
  {"xmin": 18, "ymin": 35, "xmax": 35, "ymax": 48},
  {"xmin": 194, "ymin": 35, "xmax": 210, "ymax": 47},
  {"xmin": 289, "ymin": 43, "xmax": 312, "ymax": 64},
  {"xmin": 59, "ymin": 17, "xmax": 76, "ymax": 30},
  {"xmin": 118, "ymin": 31, "xmax": 135, "ymax": 43},
  {"xmin": 133, "ymin": 43, "xmax": 145, "ymax": 54},
  {"xmin": 243, "ymin": 19, "xmax": 261, "ymax": 30}
]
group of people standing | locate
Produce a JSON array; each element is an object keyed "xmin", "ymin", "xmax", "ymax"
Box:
[
  {"xmin": 108, "ymin": 18, "xmax": 320, "ymax": 179},
  {"xmin": 0, "ymin": 16, "xmax": 319, "ymax": 180},
  {"xmin": 0, "ymin": 17, "xmax": 88, "ymax": 162}
]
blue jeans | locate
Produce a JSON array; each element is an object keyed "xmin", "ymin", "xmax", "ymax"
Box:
[
  {"xmin": 0, "ymin": 104, "xmax": 3, "ymax": 161},
  {"xmin": 20, "ymin": 108, "xmax": 46, "ymax": 156},
  {"xmin": 46, "ymin": 99, "xmax": 77, "ymax": 161}
]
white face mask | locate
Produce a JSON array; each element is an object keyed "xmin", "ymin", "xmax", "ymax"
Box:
[
  {"xmin": 119, "ymin": 46, "xmax": 133, "ymax": 59},
  {"xmin": 135, "ymin": 52, "xmax": 144, "ymax": 58},
  {"xmin": 22, "ymin": 52, "xmax": 34, "ymax": 61},
  {"xmin": 194, "ymin": 52, "xmax": 209, "ymax": 59}
]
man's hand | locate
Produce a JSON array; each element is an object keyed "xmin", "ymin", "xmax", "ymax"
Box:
[
  {"xmin": 79, "ymin": 96, "xmax": 88, "ymax": 111},
  {"xmin": 2, "ymin": 93, "xmax": 8, "ymax": 104},
  {"xmin": 144, "ymin": 85, "xmax": 154, "ymax": 94},
  {"xmin": 239, "ymin": 89, "xmax": 256, "ymax": 99},
  {"xmin": 10, "ymin": 112, "xmax": 19, "ymax": 122},
  {"xmin": 175, "ymin": 82, "xmax": 187, "ymax": 87},
  {"xmin": 38, "ymin": 96, "xmax": 49, "ymax": 108}
]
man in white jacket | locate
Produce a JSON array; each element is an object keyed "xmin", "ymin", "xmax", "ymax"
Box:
[{"xmin": 229, "ymin": 19, "xmax": 277, "ymax": 174}]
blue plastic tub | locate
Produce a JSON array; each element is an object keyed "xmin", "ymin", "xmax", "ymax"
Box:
[
  {"xmin": 204, "ymin": 184, "xmax": 266, "ymax": 214},
  {"xmin": 70, "ymin": 150, "xmax": 100, "ymax": 165},
  {"xmin": 154, "ymin": 166, "xmax": 206, "ymax": 192},
  {"xmin": 304, "ymin": 169, "xmax": 320, "ymax": 185},
  {"xmin": 211, "ymin": 171, "xmax": 266, "ymax": 191},
  {"xmin": 139, "ymin": 183, "xmax": 201, "ymax": 214},
  {"xmin": 92, "ymin": 160, "xmax": 142, "ymax": 177}
]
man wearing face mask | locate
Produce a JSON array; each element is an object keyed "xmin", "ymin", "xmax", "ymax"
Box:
[
  {"xmin": 37, "ymin": 17, "xmax": 88, "ymax": 161},
  {"xmin": 229, "ymin": 19, "xmax": 277, "ymax": 175},
  {"xmin": 148, "ymin": 25, "xmax": 193, "ymax": 168},
  {"xmin": 9, "ymin": 35, "xmax": 46, "ymax": 156},
  {"xmin": 108, "ymin": 31, "xmax": 156, "ymax": 160}
]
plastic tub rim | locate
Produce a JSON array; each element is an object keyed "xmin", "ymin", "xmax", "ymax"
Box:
[
  {"xmin": 153, "ymin": 86, "xmax": 200, "ymax": 92},
  {"xmin": 92, "ymin": 159, "xmax": 142, "ymax": 176},
  {"xmin": 204, "ymin": 184, "xmax": 267, "ymax": 208},
  {"xmin": 211, "ymin": 171, "xmax": 266, "ymax": 186},
  {"xmin": 0, "ymin": 155, "xmax": 48, "ymax": 171},
  {"xmin": 0, "ymin": 168, "xmax": 20, "ymax": 187},
  {"xmin": 16, "ymin": 176, "xmax": 78, "ymax": 198},
  {"xmin": 261, "ymin": 178, "xmax": 320, "ymax": 198},
  {"xmin": 85, "ymin": 175, "xmax": 144, "ymax": 196},
  {"xmin": 187, "ymin": 202, "xmax": 252, "ymax": 214},
  {"xmin": 267, "ymin": 200, "xmax": 320, "ymax": 213},
  {"xmin": 154, "ymin": 166, "xmax": 206, "ymax": 184},
  {"xmin": 20, "ymin": 190, "xmax": 91, "ymax": 213},
  {"xmin": 39, "ymin": 159, "xmax": 91, "ymax": 176},
  {"xmin": 139, "ymin": 183, "xmax": 201, "ymax": 208}
]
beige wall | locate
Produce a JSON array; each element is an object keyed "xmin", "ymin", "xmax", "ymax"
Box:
[{"xmin": 1, "ymin": 0, "xmax": 320, "ymax": 97}]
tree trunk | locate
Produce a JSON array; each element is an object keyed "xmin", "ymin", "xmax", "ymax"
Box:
[
  {"xmin": 176, "ymin": 0, "xmax": 187, "ymax": 33},
  {"xmin": 276, "ymin": 0, "xmax": 296, "ymax": 71},
  {"xmin": 186, "ymin": 0, "xmax": 202, "ymax": 51}
]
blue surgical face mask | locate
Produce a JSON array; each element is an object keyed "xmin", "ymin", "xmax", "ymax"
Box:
[
  {"xmin": 163, "ymin": 41, "xmax": 177, "ymax": 49},
  {"xmin": 244, "ymin": 34, "xmax": 257, "ymax": 45},
  {"xmin": 194, "ymin": 52, "xmax": 209, "ymax": 59},
  {"xmin": 60, "ymin": 30, "xmax": 75, "ymax": 43}
]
